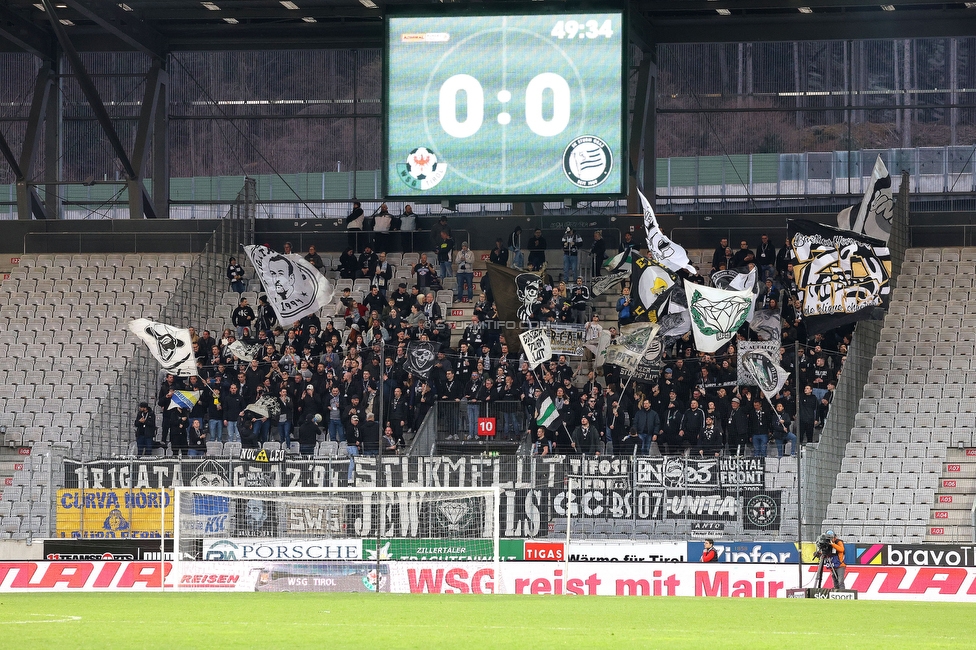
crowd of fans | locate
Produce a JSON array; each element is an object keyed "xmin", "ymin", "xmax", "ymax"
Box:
[{"xmin": 142, "ymin": 215, "xmax": 851, "ymax": 462}]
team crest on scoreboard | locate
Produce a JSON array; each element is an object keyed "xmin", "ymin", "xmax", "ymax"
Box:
[
  {"xmin": 398, "ymin": 146, "xmax": 447, "ymax": 190},
  {"xmin": 563, "ymin": 135, "xmax": 612, "ymax": 188}
]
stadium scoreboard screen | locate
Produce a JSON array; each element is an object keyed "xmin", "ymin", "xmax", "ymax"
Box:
[{"xmin": 384, "ymin": 11, "xmax": 626, "ymax": 200}]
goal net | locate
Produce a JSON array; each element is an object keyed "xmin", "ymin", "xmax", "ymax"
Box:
[{"xmin": 173, "ymin": 486, "xmax": 500, "ymax": 593}]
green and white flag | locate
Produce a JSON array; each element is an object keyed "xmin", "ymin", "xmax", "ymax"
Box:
[
  {"xmin": 535, "ymin": 391, "xmax": 564, "ymax": 431},
  {"xmin": 685, "ymin": 280, "xmax": 753, "ymax": 353}
]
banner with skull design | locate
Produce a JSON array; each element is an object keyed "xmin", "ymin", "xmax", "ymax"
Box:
[
  {"xmin": 405, "ymin": 341, "xmax": 440, "ymax": 379},
  {"xmin": 485, "ymin": 263, "xmax": 545, "ymax": 356},
  {"xmin": 128, "ymin": 318, "xmax": 197, "ymax": 377}
]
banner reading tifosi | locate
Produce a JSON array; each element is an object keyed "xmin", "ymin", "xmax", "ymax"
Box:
[{"xmin": 56, "ymin": 489, "xmax": 174, "ymax": 539}]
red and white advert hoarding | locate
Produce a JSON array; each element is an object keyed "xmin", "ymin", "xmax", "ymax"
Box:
[{"xmin": 4, "ymin": 561, "xmax": 976, "ymax": 600}]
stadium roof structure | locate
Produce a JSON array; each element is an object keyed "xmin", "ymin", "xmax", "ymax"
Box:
[{"xmin": 2, "ymin": 0, "xmax": 976, "ymax": 57}]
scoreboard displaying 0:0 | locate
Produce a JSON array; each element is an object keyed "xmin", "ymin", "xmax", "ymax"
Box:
[{"xmin": 385, "ymin": 12, "xmax": 625, "ymax": 200}]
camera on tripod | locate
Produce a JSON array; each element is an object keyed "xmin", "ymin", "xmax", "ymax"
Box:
[{"xmin": 812, "ymin": 533, "xmax": 833, "ymax": 560}]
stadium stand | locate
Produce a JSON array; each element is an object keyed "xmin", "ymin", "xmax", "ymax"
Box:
[{"xmin": 826, "ymin": 247, "xmax": 976, "ymax": 543}]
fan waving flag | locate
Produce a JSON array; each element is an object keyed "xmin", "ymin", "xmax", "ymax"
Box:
[
  {"xmin": 228, "ymin": 340, "xmax": 263, "ymax": 362},
  {"xmin": 405, "ymin": 341, "xmax": 440, "ymax": 379},
  {"xmin": 739, "ymin": 347, "xmax": 789, "ymax": 401},
  {"xmin": 485, "ymin": 263, "xmax": 544, "ymax": 355},
  {"xmin": 685, "ymin": 280, "xmax": 753, "ymax": 353},
  {"xmin": 535, "ymin": 391, "xmax": 564, "ymax": 432},
  {"xmin": 631, "ymin": 255, "xmax": 675, "ymax": 321},
  {"xmin": 168, "ymin": 390, "xmax": 201, "ymax": 410},
  {"xmin": 837, "ymin": 155, "xmax": 893, "ymax": 243},
  {"xmin": 128, "ymin": 318, "xmax": 197, "ymax": 377},
  {"xmin": 242, "ymin": 245, "xmax": 334, "ymax": 327},
  {"xmin": 639, "ymin": 189, "xmax": 696, "ymax": 274},
  {"xmin": 789, "ymin": 219, "xmax": 891, "ymax": 335}
]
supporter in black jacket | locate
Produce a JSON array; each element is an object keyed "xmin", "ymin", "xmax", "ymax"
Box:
[
  {"xmin": 297, "ymin": 414, "xmax": 321, "ymax": 455},
  {"xmin": 679, "ymin": 400, "xmax": 706, "ymax": 452},
  {"xmin": 134, "ymin": 402, "xmax": 156, "ymax": 456},
  {"xmin": 725, "ymin": 396, "xmax": 753, "ymax": 453}
]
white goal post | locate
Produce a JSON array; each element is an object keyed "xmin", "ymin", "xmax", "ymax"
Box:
[{"xmin": 174, "ymin": 486, "xmax": 501, "ymax": 591}]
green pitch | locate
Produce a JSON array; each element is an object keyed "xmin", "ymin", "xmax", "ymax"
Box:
[{"xmin": 0, "ymin": 593, "xmax": 971, "ymax": 649}]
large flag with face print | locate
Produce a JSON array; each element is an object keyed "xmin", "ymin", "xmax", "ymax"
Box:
[
  {"xmin": 486, "ymin": 263, "xmax": 544, "ymax": 356},
  {"xmin": 128, "ymin": 318, "xmax": 197, "ymax": 377},
  {"xmin": 242, "ymin": 245, "xmax": 334, "ymax": 327},
  {"xmin": 837, "ymin": 155, "xmax": 893, "ymax": 243},
  {"xmin": 640, "ymin": 188, "xmax": 696, "ymax": 274},
  {"xmin": 684, "ymin": 280, "xmax": 753, "ymax": 354},
  {"xmin": 789, "ymin": 219, "xmax": 891, "ymax": 335}
]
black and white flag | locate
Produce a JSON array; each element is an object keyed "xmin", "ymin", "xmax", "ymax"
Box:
[
  {"xmin": 242, "ymin": 245, "xmax": 334, "ymax": 327},
  {"xmin": 405, "ymin": 341, "xmax": 440, "ymax": 379},
  {"xmin": 738, "ymin": 346, "xmax": 789, "ymax": 400},
  {"xmin": 228, "ymin": 340, "xmax": 263, "ymax": 362},
  {"xmin": 640, "ymin": 189, "xmax": 696, "ymax": 274},
  {"xmin": 837, "ymin": 155, "xmax": 893, "ymax": 243},
  {"xmin": 590, "ymin": 270, "xmax": 629, "ymax": 296},
  {"xmin": 128, "ymin": 318, "xmax": 197, "ymax": 377},
  {"xmin": 749, "ymin": 309, "xmax": 782, "ymax": 342},
  {"xmin": 789, "ymin": 219, "xmax": 891, "ymax": 335}
]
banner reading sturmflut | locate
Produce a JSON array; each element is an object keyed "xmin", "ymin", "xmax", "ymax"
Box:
[
  {"xmin": 242, "ymin": 245, "xmax": 334, "ymax": 327},
  {"xmin": 789, "ymin": 219, "xmax": 891, "ymax": 335},
  {"xmin": 128, "ymin": 318, "xmax": 197, "ymax": 377},
  {"xmin": 519, "ymin": 329, "xmax": 552, "ymax": 370}
]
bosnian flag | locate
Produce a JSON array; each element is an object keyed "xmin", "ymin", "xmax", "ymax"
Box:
[{"xmin": 168, "ymin": 390, "xmax": 201, "ymax": 410}]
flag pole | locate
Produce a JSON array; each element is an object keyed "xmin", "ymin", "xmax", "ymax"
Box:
[{"xmin": 795, "ymin": 340, "xmax": 804, "ymax": 589}]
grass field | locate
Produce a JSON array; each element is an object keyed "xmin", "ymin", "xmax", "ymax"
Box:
[{"xmin": 0, "ymin": 593, "xmax": 973, "ymax": 649}]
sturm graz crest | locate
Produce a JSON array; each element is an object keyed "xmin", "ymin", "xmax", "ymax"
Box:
[
  {"xmin": 144, "ymin": 323, "xmax": 190, "ymax": 369},
  {"xmin": 745, "ymin": 493, "xmax": 779, "ymax": 529}
]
